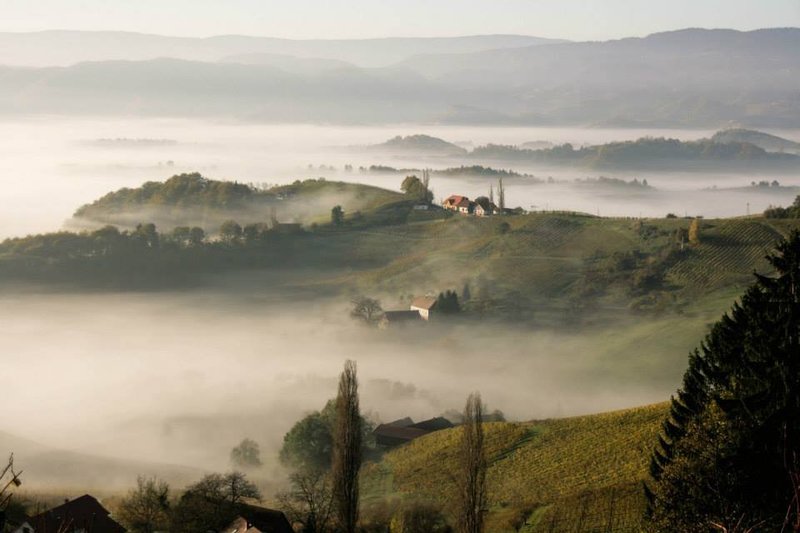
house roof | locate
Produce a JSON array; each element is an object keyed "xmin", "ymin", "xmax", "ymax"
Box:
[
  {"xmin": 29, "ymin": 494, "xmax": 126, "ymax": 533},
  {"xmin": 444, "ymin": 194, "xmax": 468, "ymax": 205},
  {"xmin": 373, "ymin": 424, "xmax": 430, "ymax": 442},
  {"xmin": 410, "ymin": 417, "xmax": 455, "ymax": 431},
  {"xmin": 386, "ymin": 416, "xmax": 415, "ymax": 427},
  {"xmin": 220, "ymin": 504, "xmax": 293, "ymax": 533},
  {"xmin": 410, "ymin": 296, "xmax": 438, "ymax": 310},
  {"xmin": 456, "ymin": 198, "xmax": 472, "ymax": 208}
]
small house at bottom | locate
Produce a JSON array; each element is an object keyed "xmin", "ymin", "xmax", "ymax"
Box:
[
  {"xmin": 473, "ymin": 196, "xmax": 499, "ymax": 217},
  {"xmin": 28, "ymin": 494, "xmax": 126, "ymax": 533},
  {"xmin": 220, "ymin": 504, "xmax": 293, "ymax": 533},
  {"xmin": 410, "ymin": 296, "xmax": 438, "ymax": 320},
  {"xmin": 379, "ymin": 310, "xmax": 423, "ymax": 329}
]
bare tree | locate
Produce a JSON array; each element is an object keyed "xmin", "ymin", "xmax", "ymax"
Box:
[
  {"xmin": 456, "ymin": 393, "xmax": 487, "ymax": 533},
  {"xmin": 0, "ymin": 454, "xmax": 22, "ymax": 530},
  {"xmin": 350, "ymin": 297, "xmax": 383, "ymax": 325},
  {"xmin": 422, "ymin": 168, "xmax": 431, "ymax": 194},
  {"xmin": 332, "ymin": 360, "xmax": 362, "ymax": 533},
  {"xmin": 278, "ymin": 469, "xmax": 334, "ymax": 533}
]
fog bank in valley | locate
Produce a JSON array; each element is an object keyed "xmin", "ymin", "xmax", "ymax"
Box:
[{"xmin": 0, "ymin": 286, "xmax": 700, "ymax": 488}]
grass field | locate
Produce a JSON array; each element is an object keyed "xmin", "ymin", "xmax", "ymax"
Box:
[
  {"xmin": 303, "ymin": 212, "xmax": 798, "ymax": 316},
  {"xmin": 362, "ymin": 403, "xmax": 670, "ymax": 532}
]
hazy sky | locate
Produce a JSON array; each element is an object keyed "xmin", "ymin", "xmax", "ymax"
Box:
[{"xmin": 1, "ymin": 0, "xmax": 798, "ymax": 40}]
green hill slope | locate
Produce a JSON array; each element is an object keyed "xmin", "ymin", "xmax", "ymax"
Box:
[
  {"xmin": 72, "ymin": 173, "xmax": 407, "ymax": 231},
  {"xmin": 337, "ymin": 214, "xmax": 797, "ymax": 315},
  {"xmin": 363, "ymin": 403, "xmax": 669, "ymax": 532}
]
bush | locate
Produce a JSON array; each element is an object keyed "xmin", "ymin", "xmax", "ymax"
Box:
[{"xmin": 390, "ymin": 502, "xmax": 450, "ymax": 533}]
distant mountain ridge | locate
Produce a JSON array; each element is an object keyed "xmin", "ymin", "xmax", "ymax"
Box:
[
  {"xmin": 0, "ymin": 28, "xmax": 798, "ymax": 126},
  {"xmin": 0, "ymin": 30, "xmax": 562, "ymax": 68}
]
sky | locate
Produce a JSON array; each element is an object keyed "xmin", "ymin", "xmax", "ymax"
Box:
[{"xmin": 1, "ymin": 0, "xmax": 798, "ymax": 40}]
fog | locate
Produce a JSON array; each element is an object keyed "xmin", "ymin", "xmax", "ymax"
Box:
[
  {"xmin": 2, "ymin": 117, "xmax": 800, "ymax": 238},
  {"xmin": 0, "ymin": 283, "xmax": 702, "ymax": 489},
  {"xmin": 3, "ymin": 116, "xmax": 793, "ymax": 492}
]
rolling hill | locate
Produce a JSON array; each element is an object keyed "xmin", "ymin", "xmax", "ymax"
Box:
[
  {"xmin": 5, "ymin": 177, "xmax": 797, "ymax": 318},
  {"xmin": 711, "ymin": 128, "xmax": 800, "ymax": 154},
  {"xmin": 0, "ymin": 430, "xmax": 203, "ymax": 492},
  {"xmin": 362, "ymin": 403, "xmax": 669, "ymax": 532},
  {"xmin": 368, "ymin": 135, "xmax": 468, "ymax": 156},
  {"xmin": 468, "ymin": 136, "xmax": 800, "ymax": 171},
  {"xmin": 71, "ymin": 173, "xmax": 407, "ymax": 231}
]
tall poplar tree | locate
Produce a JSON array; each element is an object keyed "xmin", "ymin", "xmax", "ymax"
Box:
[
  {"xmin": 332, "ymin": 360, "xmax": 362, "ymax": 533},
  {"xmin": 456, "ymin": 392, "xmax": 487, "ymax": 533}
]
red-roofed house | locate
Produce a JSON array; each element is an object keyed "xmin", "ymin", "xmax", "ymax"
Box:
[{"xmin": 442, "ymin": 195, "xmax": 473, "ymax": 214}]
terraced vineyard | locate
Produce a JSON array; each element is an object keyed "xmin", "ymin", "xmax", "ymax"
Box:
[
  {"xmin": 362, "ymin": 403, "xmax": 668, "ymax": 532},
  {"xmin": 665, "ymin": 219, "xmax": 788, "ymax": 292}
]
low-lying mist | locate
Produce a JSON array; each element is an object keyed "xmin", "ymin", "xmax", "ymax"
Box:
[
  {"xmin": 3, "ymin": 117, "xmax": 800, "ymax": 239},
  {"xmin": 0, "ymin": 283, "xmax": 714, "ymax": 490}
]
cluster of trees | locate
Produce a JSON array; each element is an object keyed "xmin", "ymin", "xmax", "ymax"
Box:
[
  {"xmin": 574, "ymin": 176, "xmax": 650, "ymax": 188},
  {"xmin": 75, "ymin": 173, "xmax": 259, "ymax": 219},
  {"xmin": 751, "ymin": 179, "xmax": 782, "ymax": 188},
  {"xmin": 470, "ymin": 137, "xmax": 798, "ymax": 168},
  {"xmin": 400, "ymin": 172, "xmax": 433, "ymax": 203},
  {"xmin": 646, "ymin": 230, "xmax": 800, "ymax": 530},
  {"xmin": 764, "ymin": 195, "xmax": 800, "ymax": 219},
  {"xmin": 117, "ymin": 472, "xmax": 262, "ymax": 533},
  {"xmin": 0, "ymin": 220, "xmax": 306, "ymax": 286},
  {"xmin": 435, "ymin": 290, "xmax": 461, "ymax": 314}
]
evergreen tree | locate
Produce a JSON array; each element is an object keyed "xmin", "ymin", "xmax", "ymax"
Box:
[
  {"xmin": 436, "ymin": 290, "xmax": 461, "ymax": 314},
  {"xmin": 331, "ymin": 205, "xmax": 344, "ymax": 226},
  {"xmin": 646, "ymin": 230, "xmax": 800, "ymax": 531}
]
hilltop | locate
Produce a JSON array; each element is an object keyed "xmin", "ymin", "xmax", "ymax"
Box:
[
  {"xmin": 362, "ymin": 403, "xmax": 669, "ymax": 531},
  {"xmin": 72, "ymin": 173, "xmax": 407, "ymax": 231},
  {"xmin": 368, "ymin": 135, "xmax": 468, "ymax": 156},
  {"xmin": 710, "ymin": 128, "xmax": 800, "ymax": 154}
]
